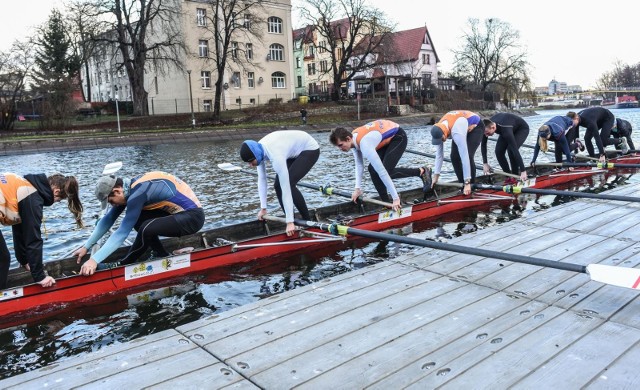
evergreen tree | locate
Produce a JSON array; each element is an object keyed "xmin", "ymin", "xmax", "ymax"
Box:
[{"xmin": 32, "ymin": 9, "xmax": 81, "ymax": 127}]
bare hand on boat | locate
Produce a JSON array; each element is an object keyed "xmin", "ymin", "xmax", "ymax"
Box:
[
  {"xmin": 599, "ymin": 155, "xmax": 606, "ymax": 163},
  {"xmin": 286, "ymin": 222, "xmax": 296, "ymax": 236},
  {"xmin": 483, "ymin": 163, "xmax": 492, "ymax": 175},
  {"xmin": 80, "ymin": 259, "xmax": 98, "ymax": 276},
  {"xmin": 463, "ymin": 183, "xmax": 471, "ymax": 195},
  {"xmin": 37, "ymin": 275, "xmax": 56, "ymax": 288},
  {"xmin": 520, "ymin": 171, "xmax": 528, "ymax": 181},
  {"xmin": 257, "ymin": 208, "xmax": 268, "ymax": 220},
  {"xmin": 431, "ymin": 174, "xmax": 439, "ymax": 188},
  {"xmin": 22, "ymin": 263, "xmax": 31, "ymax": 271},
  {"xmin": 73, "ymin": 247, "xmax": 88, "ymax": 264},
  {"xmin": 351, "ymin": 188, "xmax": 363, "ymax": 203},
  {"xmin": 392, "ymin": 198, "xmax": 401, "ymax": 212}
]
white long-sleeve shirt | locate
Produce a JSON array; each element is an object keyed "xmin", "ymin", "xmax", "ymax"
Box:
[
  {"xmin": 434, "ymin": 117, "xmax": 472, "ymax": 181},
  {"xmin": 353, "ymin": 131, "xmax": 399, "ymax": 200},
  {"xmin": 257, "ymin": 130, "xmax": 319, "ymax": 222}
]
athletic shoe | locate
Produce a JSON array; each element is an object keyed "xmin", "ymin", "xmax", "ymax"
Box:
[
  {"xmin": 620, "ymin": 137, "xmax": 629, "ymax": 154},
  {"xmin": 575, "ymin": 139, "xmax": 585, "ymax": 152},
  {"xmin": 420, "ymin": 165, "xmax": 432, "ymax": 193}
]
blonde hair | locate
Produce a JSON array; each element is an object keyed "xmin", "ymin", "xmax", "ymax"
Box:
[
  {"xmin": 538, "ymin": 137, "xmax": 549, "ymax": 153},
  {"xmin": 48, "ymin": 174, "xmax": 84, "ymax": 228}
]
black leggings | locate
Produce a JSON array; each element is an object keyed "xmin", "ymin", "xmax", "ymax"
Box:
[
  {"xmin": 0, "ymin": 232, "xmax": 10, "ymax": 289},
  {"xmin": 368, "ymin": 128, "xmax": 420, "ymax": 202},
  {"xmin": 274, "ymin": 148, "xmax": 320, "ymax": 220},
  {"xmin": 451, "ymin": 124, "xmax": 484, "ymax": 183},
  {"xmin": 119, "ymin": 207, "xmax": 205, "ymax": 265},
  {"xmin": 496, "ymin": 127, "xmax": 529, "ymax": 174}
]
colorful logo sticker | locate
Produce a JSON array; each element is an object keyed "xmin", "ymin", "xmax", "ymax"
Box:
[
  {"xmin": 378, "ymin": 206, "xmax": 412, "ymax": 223},
  {"xmin": 0, "ymin": 287, "xmax": 24, "ymax": 301},
  {"xmin": 124, "ymin": 254, "xmax": 191, "ymax": 281}
]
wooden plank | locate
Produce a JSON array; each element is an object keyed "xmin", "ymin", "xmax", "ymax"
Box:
[
  {"xmin": 177, "ymin": 261, "xmax": 404, "ymax": 334},
  {"xmin": 407, "ymin": 307, "xmax": 602, "ymax": 389},
  {"xmin": 244, "ymin": 282, "xmax": 495, "ymax": 388},
  {"xmin": 520, "ymin": 201, "xmax": 596, "ymax": 227},
  {"xmin": 300, "ymin": 294, "xmax": 540, "ymax": 389},
  {"xmin": 140, "ymin": 363, "xmax": 258, "ymax": 390},
  {"xmin": 0, "ymin": 330, "xmax": 203, "ymax": 389},
  {"xmin": 586, "ymin": 339, "xmax": 640, "ymax": 389},
  {"xmin": 590, "ymin": 208, "xmax": 640, "ymax": 238},
  {"xmin": 198, "ymin": 274, "xmax": 465, "ymax": 366},
  {"xmin": 513, "ymin": 322, "xmax": 640, "ymax": 388},
  {"xmin": 610, "ymin": 294, "xmax": 640, "ymax": 329},
  {"xmin": 541, "ymin": 202, "xmax": 620, "ymax": 232},
  {"xmin": 407, "ymin": 310, "xmax": 602, "ymax": 389},
  {"xmin": 368, "ymin": 300, "xmax": 550, "ymax": 389}
]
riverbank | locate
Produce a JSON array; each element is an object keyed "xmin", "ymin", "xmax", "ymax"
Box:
[{"xmin": 0, "ymin": 109, "xmax": 537, "ymax": 156}]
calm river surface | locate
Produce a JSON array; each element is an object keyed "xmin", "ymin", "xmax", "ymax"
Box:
[{"xmin": 1, "ymin": 108, "xmax": 639, "ymax": 379}]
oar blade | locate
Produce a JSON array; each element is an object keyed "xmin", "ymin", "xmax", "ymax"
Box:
[
  {"xmin": 102, "ymin": 161, "xmax": 123, "ymax": 175},
  {"xmin": 587, "ymin": 264, "xmax": 640, "ymax": 290},
  {"xmin": 218, "ymin": 162, "xmax": 242, "ymax": 172}
]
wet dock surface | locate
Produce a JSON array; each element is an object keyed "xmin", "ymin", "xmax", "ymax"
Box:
[{"xmin": 2, "ymin": 183, "xmax": 639, "ymax": 389}]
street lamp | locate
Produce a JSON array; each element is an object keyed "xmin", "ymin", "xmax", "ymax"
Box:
[
  {"xmin": 114, "ymin": 86, "xmax": 121, "ymax": 133},
  {"xmin": 187, "ymin": 70, "xmax": 195, "ymax": 129}
]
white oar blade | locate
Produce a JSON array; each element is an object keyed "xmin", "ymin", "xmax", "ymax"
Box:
[
  {"xmin": 587, "ymin": 264, "xmax": 640, "ymax": 290},
  {"xmin": 103, "ymin": 161, "xmax": 123, "ymax": 175},
  {"xmin": 218, "ymin": 163, "xmax": 242, "ymax": 172}
]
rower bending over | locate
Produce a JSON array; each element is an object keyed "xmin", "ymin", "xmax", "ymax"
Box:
[
  {"xmin": 530, "ymin": 114, "xmax": 580, "ymax": 165},
  {"xmin": 240, "ymin": 130, "xmax": 320, "ymax": 236},
  {"xmin": 330, "ymin": 119, "xmax": 431, "ymax": 212},
  {"xmin": 481, "ymin": 112, "xmax": 530, "ymax": 183},
  {"xmin": 75, "ymin": 171, "xmax": 205, "ymax": 276},
  {"xmin": 430, "ymin": 110, "xmax": 485, "ymax": 195}
]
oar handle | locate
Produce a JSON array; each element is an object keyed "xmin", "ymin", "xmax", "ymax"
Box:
[
  {"xmin": 406, "ymin": 148, "xmax": 520, "ymax": 179},
  {"xmin": 474, "ymin": 183, "xmax": 640, "ymax": 203}
]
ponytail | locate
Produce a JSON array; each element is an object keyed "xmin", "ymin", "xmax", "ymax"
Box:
[
  {"xmin": 48, "ymin": 174, "xmax": 84, "ymax": 228},
  {"xmin": 538, "ymin": 137, "xmax": 548, "ymax": 153}
]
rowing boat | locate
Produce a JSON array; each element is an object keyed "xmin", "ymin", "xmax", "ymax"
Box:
[{"xmin": 1, "ymin": 153, "xmax": 639, "ymax": 323}]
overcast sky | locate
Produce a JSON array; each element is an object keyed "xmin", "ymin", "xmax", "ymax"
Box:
[{"xmin": 3, "ymin": 0, "xmax": 638, "ymax": 89}]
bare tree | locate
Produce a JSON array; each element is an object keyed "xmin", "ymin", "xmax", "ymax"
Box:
[
  {"xmin": 298, "ymin": 0, "xmax": 394, "ymax": 101},
  {"xmin": 453, "ymin": 18, "xmax": 529, "ymax": 92},
  {"xmin": 90, "ymin": 0, "xmax": 185, "ymax": 116},
  {"xmin": 198, "ymin": 0, "xmax": 265, "ymax": 119},
  {"xmin": 0, "ymin": 41, "xmax": 35, "ymax": 130},
  {"xmin": 596, "ymin": 60, "xmax": 640, "ymax": 89}
]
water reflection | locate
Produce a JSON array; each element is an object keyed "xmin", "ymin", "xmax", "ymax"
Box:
[{"xmin": 1, "ymin": 109, "xmax": 639, "ymax": 379}]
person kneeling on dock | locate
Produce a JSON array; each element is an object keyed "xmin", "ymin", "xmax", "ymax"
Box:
[
  {"xmin": 1, "ymin": 173, "xmax": 83, "ymax": 289},
  {"xmin": 240, "ymin": 130, "xmax": 320, "ymax": 237},
  {"xmin": 330, "ymin": 120, "xmax": 431, "ymax": 212},
  {"xmin": 75, "ymin": 171, "xmax": 205, "ymax": 276},
  {"xmin": 430, "ymin": 110, "xmax": 485, "ymax": 195}
]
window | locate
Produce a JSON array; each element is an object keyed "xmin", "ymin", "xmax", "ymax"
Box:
[
  {"xmin": 231, "ymin": 42, "xmax": 238, "ymax": 59},
  {"xmin": 297, "ymin": 76, "xmax": 302, "ymax": 88},
  {"xmin": 321, "ymin": 81, "xmax": 328, "ymax": 93},
  {"xmin": 196, "ymin": 8, "xmax": 206, "ymax": 26},
  {"xmin": 269, "ymin": 44, "xmax": 284, "ymax": 61},
  {"xmin": 296, "ymin": 57, "xmax": 301, "ymax": 68},
  {"xmin": 318, "ymin": 41, "xmax": 326, "ymax": 53},
  {"xmin": 232, "ymin": 71, "xmax": 241, "ymax": 88},
  {"xmin": 307, "ymin": 63, "xmax": 316, "ymax": 75},
  {"xmin": 267, "ymin": 17, "xmax": 282, "ymax": 34},
  {"xmin": 203, "ymin": 100, "xmax": 212, "ymax": 112},
  {"xmin": 201, "ymin": 71, "xmax": 211, "ymax": 88},
  {"xmin": 243, "ymin": 14, "xmax": 251, "ymax": 29},
  {"xmin": 423, "ymin": 53, "xmax": 430, "ymax": 64},
  {"xmin": 308, "ymin": 83, "xmax": 316, "ymax": 94},
  {"xmin": 320, "ymin": 60, "xmax": 328, "ymax": 72},
  {"xmin": 199, "ymin": 40, "xmax": 209, "ymax": 57},
  {"xmin": 271, "ymin": 72, "xmax": 285, "ymax": 88},
  {"xmin": 248, "ymin": 72, "xmax": 255, "ymax": 88},
  {"xmin": 246, "ymin": 43, "xmax": 253, "ymax": 60}
]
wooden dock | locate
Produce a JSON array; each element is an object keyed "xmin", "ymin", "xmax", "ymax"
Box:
[{"xmin": 2, "ymin": 183, "xmax": 640, "ymax": 389}]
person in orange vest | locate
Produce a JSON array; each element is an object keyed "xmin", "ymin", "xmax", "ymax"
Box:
[
  {"xmin": 330, "ymin": 119, "xmax": 431, "ymax": 212},
  {"xmin": 0, "ymin": 173, "xmax": 83, "ymax": 289},
  {"xmin": 430, "ymin": 110, "xmax": 485, "ymax": 195},
  {"xmin": 74, "ymin": 171, "xmax": 204, "ymax": 276}
]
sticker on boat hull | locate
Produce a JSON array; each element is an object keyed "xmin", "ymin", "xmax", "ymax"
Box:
[
  {"xmin": 124, "ymin": 254, "xmax": 191, "ymax": 281},
  {"xmin": 0, "ymin": 287, "xmax": 24, "ymax": 301},
  {"xmin": 378, "ymin": 206, "xmax": 412, "ymax": 223},
  {"xmin": 522, "ymin": 177, "xmax": 536, "ymax": 187}
]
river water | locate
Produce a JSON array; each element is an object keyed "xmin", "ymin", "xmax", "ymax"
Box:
[{"xmin": 1, "ymin": 107, "xmax": 639, "ymax": 379}]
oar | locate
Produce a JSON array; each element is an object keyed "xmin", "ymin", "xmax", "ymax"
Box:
[
  {"xmin": 470, "ymin": 183, "xmax": 640, "ymax": 203},
  {"xmin": 217, "ymin": 162, "xmax": 393, "ymax": 208},
  {"xmin": 264, "ymin": 215, "xmax": 640, "ymax": 290},
  {"xmin": 487, "ymin": 138, "xmax": 599, "ymax": 162},
  {"xmin": 534, "ymin": 161, "xmax": 640, "ymax": 169},
  {"xmin": 405, "ymin": 148, "xmax": 521, "ymax": 180}
]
